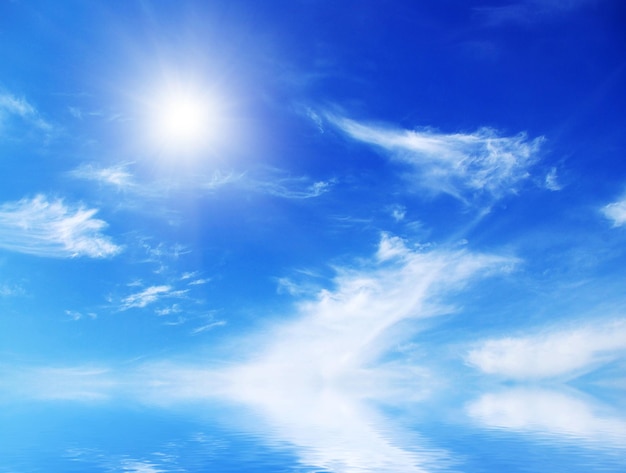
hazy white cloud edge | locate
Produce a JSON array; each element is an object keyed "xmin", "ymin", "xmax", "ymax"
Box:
[
  {"xmin": 467, "ymin": 388, "xmax": 626, "ymax": 446},
  {"xmin": 327, "ymin": 115, "xmax": 543, "ymax": 200},
  {"xmin": 0, "ymin": 195, "xmax": 121, "ymax": 258},
  {"xmin": 602, "ymin": 195, "xmax": 626, "ymax": 227},
  {"xmin": 466, "ymin": 319, "xmax": 626, "ymax": 380}
]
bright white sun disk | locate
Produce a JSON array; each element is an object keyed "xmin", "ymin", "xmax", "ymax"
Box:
[{"xmin": 150, "ymin": 88, "xmax": 217, "ymax": 152}]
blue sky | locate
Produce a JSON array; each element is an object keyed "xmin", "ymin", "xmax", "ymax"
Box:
[{"xmin": 1, "ymin": 1, "xmax": 626, "ymax": 472}]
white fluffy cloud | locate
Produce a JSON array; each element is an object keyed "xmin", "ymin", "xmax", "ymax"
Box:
[
  {"xmin": 466, "ymin": 319, "xmax": 626, "ymax": 380},
  {"xmin": 0, "ymin": 195, "xmax": 121, "ymax": 258},
  {"xmin": 328, "ymin": 115, "xmax": 543, "ymax": 200},
  {"xmin": 602, "ymin": 196, "xmax": 626, "ymax": 227}
]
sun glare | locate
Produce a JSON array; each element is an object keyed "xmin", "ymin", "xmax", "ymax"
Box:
[
  {"xmin": 157, "ymin": 94, "xmax": 206, "ymax": 142},
  {"xmin": 147, "ymin": 85, "xmax": 221, "ymax": 155}
]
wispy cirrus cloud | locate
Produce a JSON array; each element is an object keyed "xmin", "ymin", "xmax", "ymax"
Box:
[
  {"xmin": 191, "ymin": 319, "xmax": 226, "ymax": 335},
  {"xmin": 70, "ymin": 164, "xmax": 241, "ymax": 198},
  {"xmin": 246, "ymin": 168, "xmax": 335, "ymax": 199},
  {"xmin": 0, "ymin": 92, "xmax": 52, "ymax": 133},
  {"xmin": 119, "ymin": 285, "xmax": 188, "ymax": 311},
  {"xmin": 326, "ymin": 115, "xmax": 543, "ymax": 201},
  {"xmin": 0, "ymin": 195, "xmax": 121, "ymax": 258},
  {"xmin": 466, "ymin": 319, "xmax": 626, "ymax": 380},
  {"xmin": 602, "ymin": 195, "xmax": 626, "ymax": 227},
  {"xmin": 69, "ymin": 163, "xmax": 135, "ymax": 189},
  {"xmin": 69, "ymin": 162, "xmax": 332, "ymax": 204},
  {"xmin": 258, "ymin": 178, "xmax": 334, "ymax": 199}
]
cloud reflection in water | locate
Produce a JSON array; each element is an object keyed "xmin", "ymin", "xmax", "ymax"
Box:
[{"xmin": 2, "ymin": 237, "xmax": 625, "ymax": 472}]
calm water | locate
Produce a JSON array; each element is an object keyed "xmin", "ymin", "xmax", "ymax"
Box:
[{"xmin": 1, "ymin": 385, "xmax": 624, "ymax": 473}]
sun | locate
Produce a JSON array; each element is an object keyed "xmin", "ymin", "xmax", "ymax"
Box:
[
  {"xmin": 156, "ymin": 93, "xmax": 207, "ymax": 144},
  {"xmin": 146, "ymin": 84, "xmax": 220, "ymax": 155}
]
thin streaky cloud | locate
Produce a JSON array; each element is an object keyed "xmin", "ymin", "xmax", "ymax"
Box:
[
  {"xmin": 602, "ymin": 195, "xmax": 626, "ymax": 227},
  {"xmin": 250, "ymin": 175, "xmax": 336, "ymax": 199},
  {"xmin": 187, "ymin": 278, "xmax": 211, "ymax": 286},
  {"xmin": 120, "ymin": 285, "xmax": 188, "ymax": 310},
  {"xmin": 466, "ymin": 319, "xmax": 626, "ymax": 380},
  {"xmin": 0, "ymin": 92, "xmax": 52, "ymax": 132},
  {"xmin": 327, "ymin": 114, "xmax": 543, "ymax": 201},
  {"xmin": 69, "ymin": 163, "xmax": 135, "ymax": 189},
  {"xmin": 0, "ymin": 93, "xmax": 36, "ymax": 116},
  {"xmin": 191, "ymin": 320, "xmax": 226, "ymax": 335},
  {"xmin": 0, "ymin": 195, "xmax": 121, "ymax": 258},
  {"xmin": 70, "ymin": 163, "xmax": 329, "ymax": 203},
  {"xmin": 70, "ymin": 165, "xmax": 240, "ymax": 200}
]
